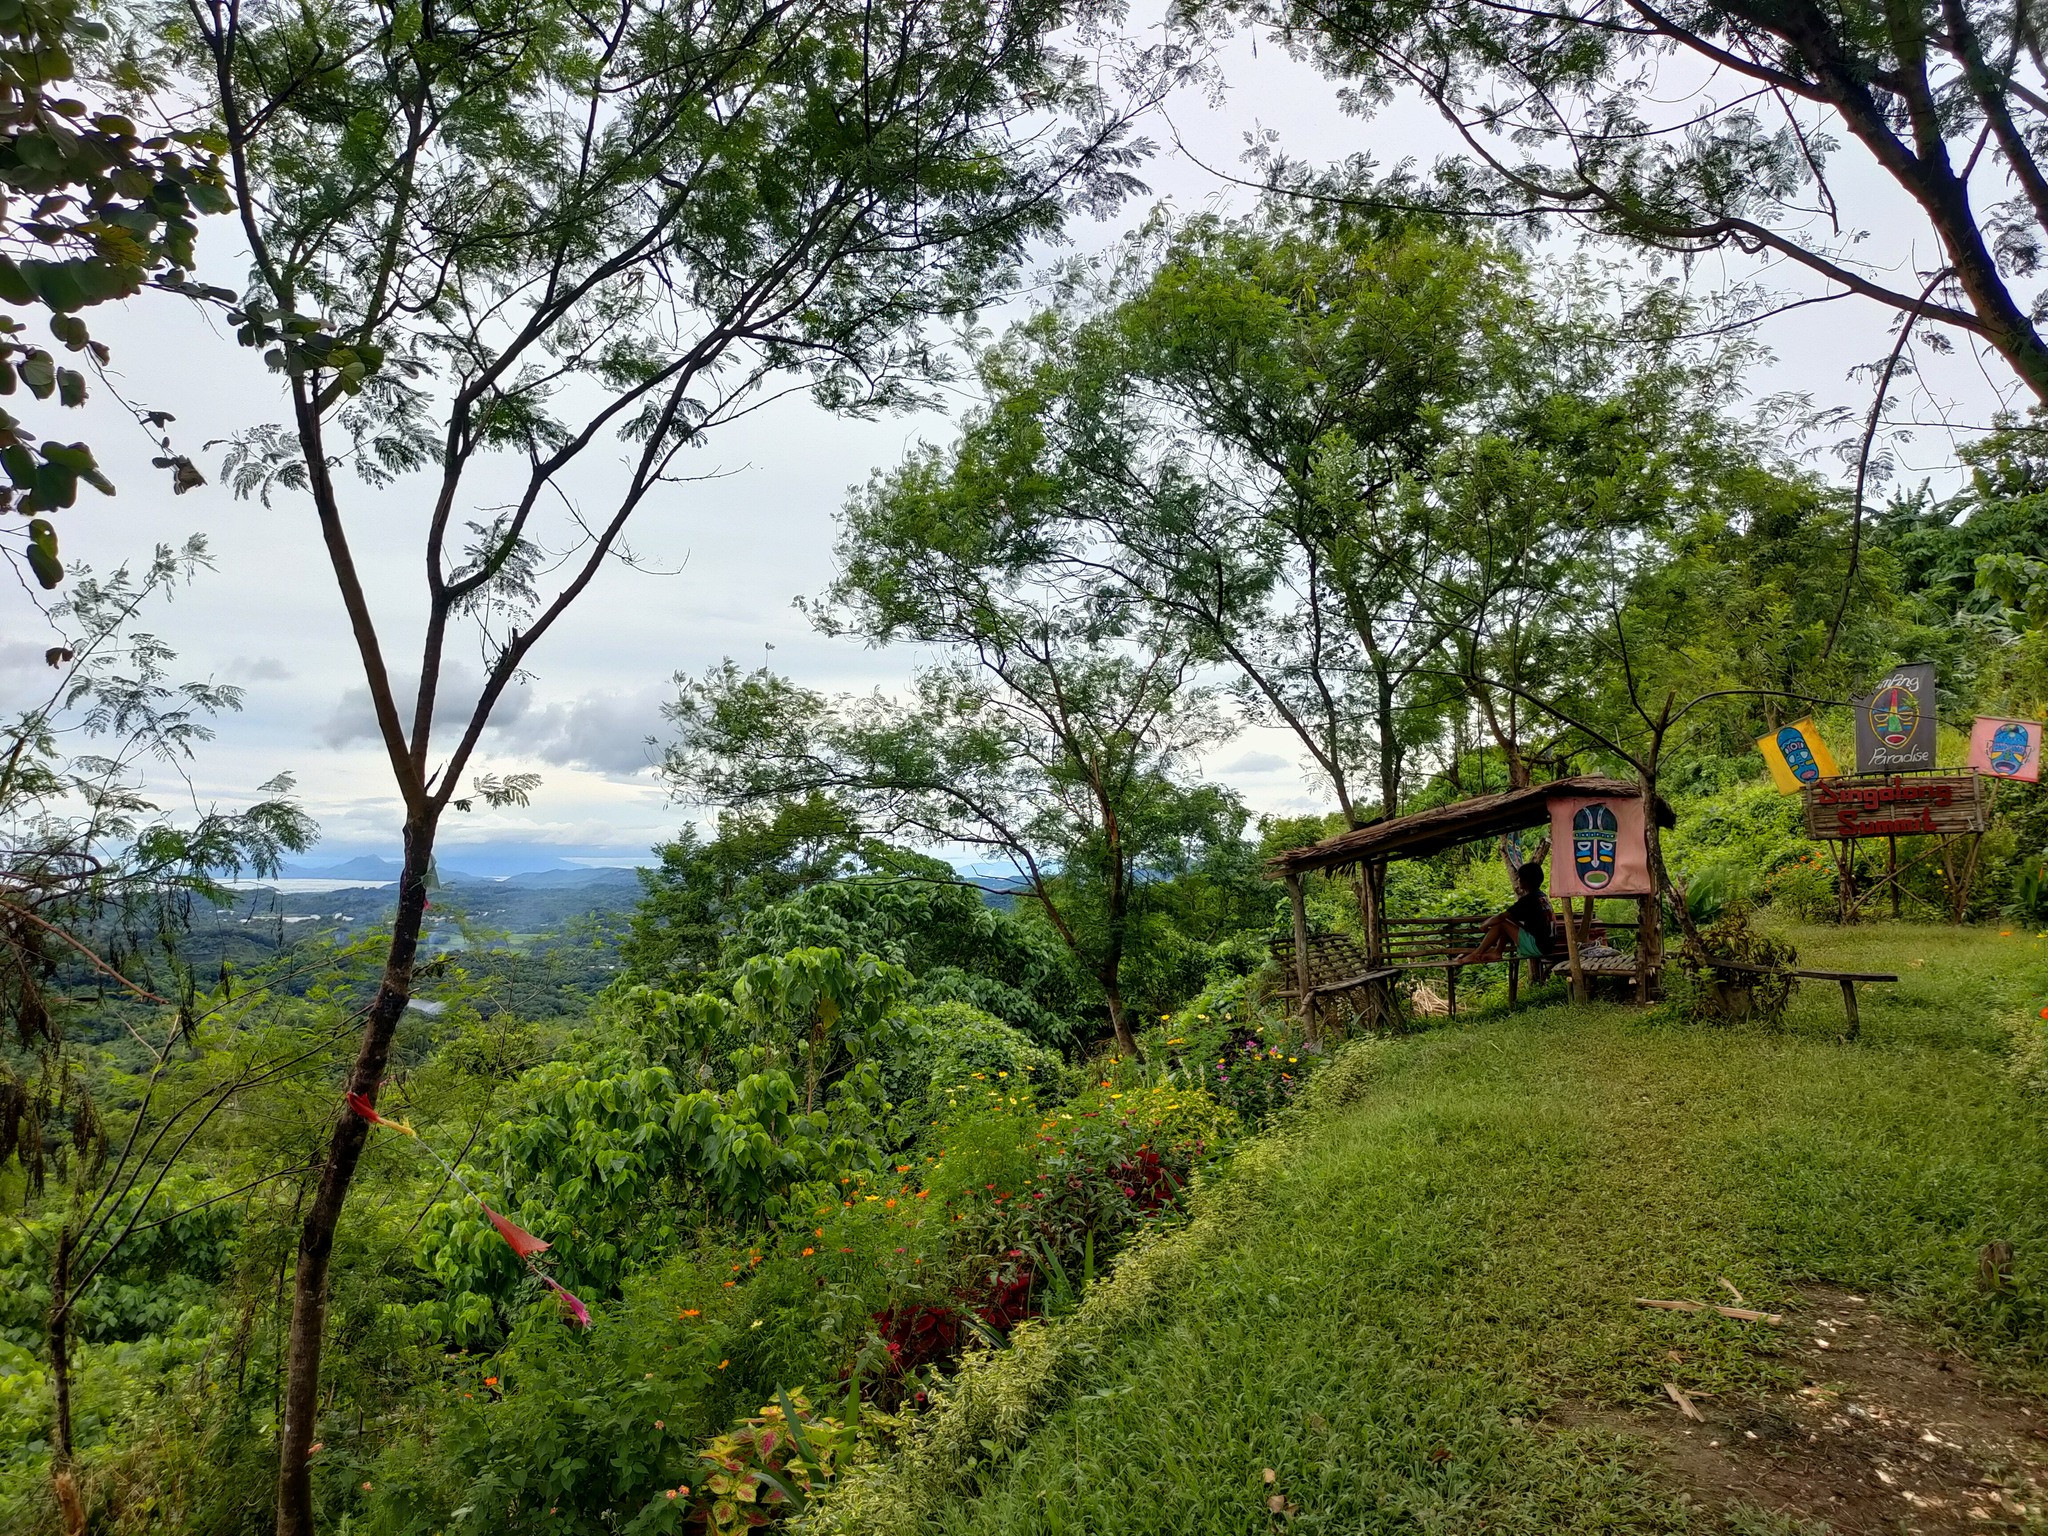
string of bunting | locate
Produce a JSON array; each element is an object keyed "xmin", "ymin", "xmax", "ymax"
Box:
[{"xmin": 347, "ymin": 1092, "xmax": 590, "ymax": 1328}]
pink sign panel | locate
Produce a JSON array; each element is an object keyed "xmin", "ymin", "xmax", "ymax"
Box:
[
  {"xmin": 1549, "ymin": 794, "xmax": 1653, "ymax": 898},
  {"xmin": 1968, "ymin": 716, "xmax": 2042, "ymax": 784}
]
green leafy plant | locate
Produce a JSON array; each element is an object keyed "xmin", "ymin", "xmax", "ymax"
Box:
[
  {"xmin": 690, "ymin": 1390, "xmax": 850, "ymax": 1535},
  {"xmin": 0, "ymin": 0, "xmax": 234, "ymax": 584},
  {"xmin": 1673, "ymin": 911, "xmax": 1797, "ymax": 1026}
]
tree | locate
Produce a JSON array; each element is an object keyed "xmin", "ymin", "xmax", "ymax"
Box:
[
  {"xmin": 884, "ymin": 206, "xmax": 1741, "ymax": 820},
  {"xmin": 0, "ymin": 0, "xmax": 228, "ymax": 588},
  {"xmin": 0, "ymin": 543, "xmax": 313, "ymax": 1529},
  {"xmin": 1209, "ymin": 0, "xmax": 2048, "ymax": 401},
  {"xmin": 133, "ymin": 0, "xmax": 1146, "ymax": 1524},
  {"xmin": 619, "ymin": 797, "xmax": 864, "ymax": 986},
  {"xmin": 664, "ymin": 633, "xmax": 1233, "ymax": 1058}
]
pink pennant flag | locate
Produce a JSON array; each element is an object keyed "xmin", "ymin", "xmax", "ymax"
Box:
[
  {"xmin": 482, "ymin": 1204, "xmax": 551, "ymax": 1259},
  {"xmin": 545, "ymin": 1276, "xmax": 591, "ymax": 1329}
]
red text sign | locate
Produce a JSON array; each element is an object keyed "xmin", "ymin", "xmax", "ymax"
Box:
[{"xmin": 1803, "ymin": 772, "xmax": 1986, "ymax": 840}]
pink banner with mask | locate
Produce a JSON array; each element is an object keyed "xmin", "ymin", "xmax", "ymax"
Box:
[
  {"xmin": 1549, "ymin": 793, "xmax": 1653, "ymax": 897},
  {"xmin": 1968, "ymin": 716, "xmax": 2043, "ymax": 784}
]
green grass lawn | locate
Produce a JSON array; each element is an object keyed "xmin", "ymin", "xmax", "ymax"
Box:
[{"xmin": 861, "ymin": 923, "xmax": 2048, "ymax": 1535}]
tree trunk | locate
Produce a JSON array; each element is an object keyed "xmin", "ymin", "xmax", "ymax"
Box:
[
  {"xmin": 1375, "ymin": 667, "xmax": 1400, "ymax": 817},
  {"xmin": 1639, "ymin": 773, "xmax": 1701, "ymax": 952},
  {"xmin": 1104, "ymin": 979, "xmax": 1139, "ymax": 1058},
  {"xmin": 276, "ymin": 819, "xmax": 437, "ymax": 1536},
  {"xmin": 49, "ymin": 1225, "xmax": 83, "ymax": 1536}
]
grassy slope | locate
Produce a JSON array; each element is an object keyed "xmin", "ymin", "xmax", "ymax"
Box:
[{"xmin": 926, "ymin": 924, "xmax": 2048, "ymax": 1535}]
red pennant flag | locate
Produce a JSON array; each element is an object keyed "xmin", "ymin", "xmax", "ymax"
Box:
[
  {"xmin": 346, "ymin": 1091, "xmax": 417, "ymax": 1137},
  {"xmin": 482, "ymin": 1204, "xmax": 551, "ymax": 1259}
]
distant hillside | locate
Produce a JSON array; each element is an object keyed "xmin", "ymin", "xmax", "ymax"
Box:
[{"xmin": 182, "ymin": 863, "xmax": 649, "ymax": 967}]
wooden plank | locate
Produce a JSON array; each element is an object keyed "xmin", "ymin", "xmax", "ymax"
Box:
[
  {"xmin": 1662, "ymin": 1382, "xmax": 1704, "ymax": 1421},
  {"xmin": 1286, "ymin": 872, "xmax": 1313, "ymax": 1042},
  {"xmin": 1696, "ymin": 959, "xmax": 1897, "ymax": 982},
  {"xmin": 1562, "ymin": 893, "xmax": 1587, "ymax": 1002},
  {"xmin": 1633, "ymin": 1297, "xmax": 1784, "ymax": 1324}
]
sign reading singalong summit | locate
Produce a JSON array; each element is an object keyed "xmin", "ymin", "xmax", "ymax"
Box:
[
  {"xmin": 1853, "ymin": 661, "xmax": 1937, "ymax": 773},
  {"xmin": 1803, "ymin": 772, "xmax": 1986, "ymax": 840}
]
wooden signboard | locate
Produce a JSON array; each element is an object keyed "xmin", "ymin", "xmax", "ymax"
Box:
[{"xmin": 1803, "ymin": 771, "xmax": 1985, "ymax": 840}]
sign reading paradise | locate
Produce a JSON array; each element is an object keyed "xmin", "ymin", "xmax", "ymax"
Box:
[
  {"xmin": 1803, "ymin": 771, "xmax": 1986, "ymax": 841},
  {"xmin": 1853, "ymin": 661, "xmax": 1937, "ymax": 773}
]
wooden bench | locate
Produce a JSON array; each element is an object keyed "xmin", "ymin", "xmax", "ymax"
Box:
[
  {"xmin": 1386, "ymin": 908, "xmax": 1646, "ymax": 1010},
  {"xmin": 1691, "ymin": 957, "xmax": 1898, "ymax": 1039},
  {"xmin": 1267, "ymin": 932, "xmax": 1400, "ymax": 1034}
]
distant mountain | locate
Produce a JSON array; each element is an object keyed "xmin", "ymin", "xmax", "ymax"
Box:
[
  {"xmin": 281, "ymin": 855, "xmax": 402, "ymax": 882},
  {"xmin": 276, "ymin": 857, "xmax": 643, "ymax": 889},
  {"xmin": 490, "ymin": 866, "xmax": 644, "ymax": 889}
]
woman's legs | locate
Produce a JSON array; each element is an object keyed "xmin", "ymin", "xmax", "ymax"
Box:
[{"xmin": 1460, "ymin": 914, "xmax": 1521, "ymax": 965}]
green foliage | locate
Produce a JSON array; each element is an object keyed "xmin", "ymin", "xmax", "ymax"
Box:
[
  {"xmin": 1672, "ymin": 912, "xmax": 1799, "ymax": 1026},
  {"xmin": 902, "ymin": 1003, "xmax": 1064, "ymax": 1113},
  {"xmin": 0, "ymin": 0, "xmax": 233, "ymax": 583},
  {"xmin": 818, "ymin": 925, "xmax": 2048, "ymax": 1534}
]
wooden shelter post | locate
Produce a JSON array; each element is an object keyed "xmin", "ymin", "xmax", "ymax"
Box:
[
  {"xmin": 1561, "ymin": 896, "xmax": 1587, "ymax": 1003},
  {"xmin": 1285, "ymin": 870, "xmax": 1314, "ymax": 1042}
]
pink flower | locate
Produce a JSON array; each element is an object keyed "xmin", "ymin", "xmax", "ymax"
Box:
[
  {"xmin": 481, "ymin": 1204, "xmax": 551, "ymax": 1259},
  {"xmin": 545, "ymin": 1276, "xmax": 591, "ymax": 1328}
]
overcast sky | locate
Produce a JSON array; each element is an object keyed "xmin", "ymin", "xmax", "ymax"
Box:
[{"xmin": 1, "ymin": 26, "xmax": 2025, "ymax": 874}]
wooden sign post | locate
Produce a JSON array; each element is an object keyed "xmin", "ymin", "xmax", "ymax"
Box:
[{"xmin": 1802, "ymin": 771, "xmax": 1987, "ymax": 922}]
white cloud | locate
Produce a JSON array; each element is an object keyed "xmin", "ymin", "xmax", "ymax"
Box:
[
  {"xmin": 1220, "ymin": 751, "xmax": 1291, "ymax": 775},
  {"xmin": 317, "ymin": 666, "xmax": 532, "ymax": 750}
]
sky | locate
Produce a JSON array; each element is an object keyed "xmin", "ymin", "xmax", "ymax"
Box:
[{"xmin": 0, "ymin": 23, "xmax": 2028, "ymax": 875}]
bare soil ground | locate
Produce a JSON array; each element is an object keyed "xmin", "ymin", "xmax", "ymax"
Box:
[{"xmin": 1553, "ymin": 1289, "xmax": 2048, "ymax": 1533}]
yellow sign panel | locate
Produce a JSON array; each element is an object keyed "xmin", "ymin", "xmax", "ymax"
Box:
[{"xmin": 1757, "ymin": 717, "xmax": 1840, "ymax": 794}]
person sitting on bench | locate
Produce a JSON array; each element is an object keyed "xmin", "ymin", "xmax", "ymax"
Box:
[{"xmin": 1459, "ymin": 861, "xmax": 1555, "ymax": 966}]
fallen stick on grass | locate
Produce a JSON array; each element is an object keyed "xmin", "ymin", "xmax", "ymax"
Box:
[
  {"xmin": 1634, "ymin": 1297, "xmax": 1784, "ymax": 1325},
  {"xmin": 1662, "ymin": 1382, "xmax": 1705, "ymax": 1421}
]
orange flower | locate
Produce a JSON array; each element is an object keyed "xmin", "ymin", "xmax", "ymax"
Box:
[
  {"xmin": 483, "ymin": 1376, "xmax": 498, "ymax": 1387},
  {"xmin": 722, "ymin": 1280, "xmax": 736, "ymax": 1287},
  {"xmin": 885, "ymin": 1198, "xmax": 896, "ymax": 1208},
  {"xmin": 718, "ymin": 1360, "xmax": 729, "ymax": 1370},
  {"xmin": 681, "ymin": 1309, "xmax": 701, "ymax": 1318},
  {"xmin": 802, "ymin": 1247, "xmax": 815, "ymax": 1256}
]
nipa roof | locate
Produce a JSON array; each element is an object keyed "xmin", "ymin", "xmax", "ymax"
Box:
[{"xmin": 1267, "ymin": 775, "xmax": 1673, "ymax": 876}]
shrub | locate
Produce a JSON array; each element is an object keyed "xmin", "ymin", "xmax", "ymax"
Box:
[
  {"xmin": 908, "ymin": 1003, "xmax": 1063, "ymax": 1111},
  {"xmin": 1672, "ymin": 911, "xmax": 1798, "ymax": 1025}
]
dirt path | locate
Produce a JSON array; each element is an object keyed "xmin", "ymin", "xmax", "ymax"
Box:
[{"xmin": 1555, "ymin": 1290, "xmax": 2048, "ymax": 1532}]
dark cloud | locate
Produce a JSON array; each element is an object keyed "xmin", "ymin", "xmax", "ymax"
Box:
[
  {"xmin": 317, "ymin": 673, "xmax": 661, "ymax": 777},
  {"xmin": 492, "ymin": 688, "xmax": 666, "ymax": 776},
  {"xmin": 228, "ymin": 655, "xmax": 294, "ymax": 682}
]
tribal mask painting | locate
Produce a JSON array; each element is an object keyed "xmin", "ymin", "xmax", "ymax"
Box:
[
  {"xmin": 1776, "ymin": 725, "xmax": 1821, "ymax": 784},
  {"xmin": 1868, "ymin": 685, "xmax": 1919, "ymax": 749},
  {"xmin": 1969, "ymin": 716, "xmax": 2042, "ymax": 783},
  {"xmin": 1572, "ymin": 802, "xmax": 1618, "ymax": 890},
  {"xmin": 1550, "ymin": 794, "xmax": 1651, "ymax": 896},
  {"xmin": 1757, "ymin": 716, "xmax": 1840, "ymax": 794},
  {"xmin": 1989, "ymin": 721, "xmax": 2032, "ymax": 777}
]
